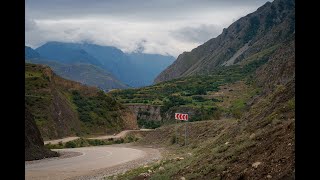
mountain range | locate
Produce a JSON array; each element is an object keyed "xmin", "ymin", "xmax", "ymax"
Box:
[{"xmin": 26, "ymin": 42, "xmax": 175, "ymax": 89}]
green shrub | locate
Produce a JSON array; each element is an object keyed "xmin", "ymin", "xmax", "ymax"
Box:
[
  {"xmin": 65, "ymin": 141, "xmax": 77, "ymax": 148},
  {"xmin": 115, "ymin": 138, "xmax": 124, "ymax": 144},
  {"xmin": 58, "ymin": 141, "xmax": 63, "ymax": 146},
  {"xmin": 124, "ymin": 135, "xmax": 139, "ymax": 143},
  {"xmin": 192, "ymin": 95, "xmax": 205, "ymax": 102}
]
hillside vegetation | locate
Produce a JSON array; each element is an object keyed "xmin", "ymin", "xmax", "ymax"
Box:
[
  {"xmin": 25, "ymin": 63, "xmax": 138, "ymax": 140},
  {"xmin": 107, "ymin": 0, "xmax": 295, "ymax": 179},
  {"xmin": 109, "ymin": 34, "xmax": 295, "ymax": 180},
  {"xmin": 111, "ymin": 48, "xmax": 273, "ymax": 122}
]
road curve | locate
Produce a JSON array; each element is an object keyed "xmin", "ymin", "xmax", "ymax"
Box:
[
  {"xmin": 87, "ymin": 129, "xmax": 153, "ymax": 140},
  {"xmin": 44, "ymin": 129, "xmax": 154, "ymax": 145},
  {"xmin": 44, "ymin": 137, "xmax": 79, "ymax": 145},
  {"xmin": 25, "ymin": 146, "xmax": 146, "ymax": 180}
]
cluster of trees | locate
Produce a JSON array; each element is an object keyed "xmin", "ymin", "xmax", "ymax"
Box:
[
  {"xmin": 71, "ymin": 90, "xmax": 122, "ymax": 128},
  {"xmin": 161, "ymin": 95, "xmax": 191, "ymax": 114}
]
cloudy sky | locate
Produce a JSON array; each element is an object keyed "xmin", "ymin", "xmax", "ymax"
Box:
[{"xmin": 26, "ymin": 0, "xmax": 270, "ymax": 57}]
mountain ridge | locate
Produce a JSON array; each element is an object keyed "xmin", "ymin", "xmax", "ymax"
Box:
[
  {"xmin": 33, "ymin": 42, "xmax": 175, "ymax": 87},
  {"xmin": 26, "ymin": 57, "xmax": 129, "ymax": 90},
  {"xmin": 154, "ymin": 0, "xmax": 295, "ymax": 83}
]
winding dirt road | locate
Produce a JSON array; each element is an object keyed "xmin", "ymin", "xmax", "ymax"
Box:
[
  {"xmin": 25, "ymin": 144, "xmax": 161, "ymax": 180},
  {"xmin": 44, "ymin": 137, "xmax": 79, "ymax": 145},
  {"xmin": 44, "ymin": 129, "xmax": 153, "ymax": 145}
]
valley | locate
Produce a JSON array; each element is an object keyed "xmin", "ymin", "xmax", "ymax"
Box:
[
  {"xmin": 26, "ymin": 42, "xmax": 175, "ymax": 89},
  {"xmin": 25, "ymin": 0, "xmax": 295, "ymax": 179}
]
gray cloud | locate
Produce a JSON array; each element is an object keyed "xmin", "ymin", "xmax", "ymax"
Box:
[
  {"xmin": 25, "ymin": 17, "xmax": 37, "ymax": 32},
  {"xmin": 26, "ymin": 0, "xmax": 271, "ymax": 20},
  {"xmin": 170, "ymin": 24, "xmax": 223, "ymax": 43},
  {"xmin": 25, "ymin": 0, "xmax": 270, "ymax": 56},
  {"xmin": 133, "ymin": 39, "xmax": 147, "ymax": 53}
]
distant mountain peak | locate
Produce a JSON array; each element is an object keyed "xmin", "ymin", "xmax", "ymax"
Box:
[
  {"xmin": 25, "ymin": 46, "xmax": 40, "ymax": 59},
  {"xmin": 32, "ymin": 41, "xmax": 175, "ymax": 87}
]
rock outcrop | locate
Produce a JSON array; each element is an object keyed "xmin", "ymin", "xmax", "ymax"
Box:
[
  {"xmin": 25, "ymin": 107, "xmax": 58, "ymax": 161},
  {"xmin": 127, "ymin": 105, "xmax": 162, "ymax": 122}
]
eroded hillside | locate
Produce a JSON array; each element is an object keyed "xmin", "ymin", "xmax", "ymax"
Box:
[
  {"xmin": 108, "ymin": 0, "xmax": 295, "ymax": 179},
  {"xmin": 25, "ymin": 63, "xmax": 138, "ymax": 140},
  {"xmin": 112, "ymin": 34, "xmax": 295, "ymax": 180}
]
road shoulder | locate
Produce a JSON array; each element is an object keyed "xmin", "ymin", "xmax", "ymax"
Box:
[{"xmin": 68, "ymin": 144, "xmax": 163, "ymax": 180}]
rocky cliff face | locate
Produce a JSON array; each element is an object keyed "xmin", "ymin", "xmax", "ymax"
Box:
[
  {"xmin": 126, "ymin": 104, "xmax": 211, "ymax": 125},
  {"xmin": 127, "ymin": 105, "xmax": 162, "ymax": 122},
  {"xmin": 155, "ymin": 0, "xmax": 295, "ymax": 83},
  {"xmin": 25, "ymin": 107, "xmax": 58, "ymax": 161},
  {"xmin": 120, "ymin": 110, "xmax": 139, "ymax": 130}
]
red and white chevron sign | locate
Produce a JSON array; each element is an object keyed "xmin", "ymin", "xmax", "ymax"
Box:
[{"xmin": 175, "ymin": 113, "xmax": 188, "ymax": 121}]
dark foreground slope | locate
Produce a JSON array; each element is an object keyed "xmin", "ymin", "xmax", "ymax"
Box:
[
  {"xmin": 25, "ymin": 63, "xmax": 138, "ymax": 140},
  {"xmin": 25, "ymin": 107, "xmax": 58, "ymax": 161}
]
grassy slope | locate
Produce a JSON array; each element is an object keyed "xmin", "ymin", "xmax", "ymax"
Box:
[
  {"xmin": 25, "ymin": 63, "xmax": 136, "ymax": 140},
  {"xmin": 110, "ymin": 44, "xmax": 276, "ymax": 123},
  {"xmin": 107, "ymin": 37, "xmax": 295, "ymax": 180}
]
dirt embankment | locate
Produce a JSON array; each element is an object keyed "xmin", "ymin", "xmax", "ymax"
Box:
[{"xmin": 130, "ymin": 116, "xmax": 293, "ymax": 179}]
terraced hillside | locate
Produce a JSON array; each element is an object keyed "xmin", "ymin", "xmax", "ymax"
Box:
[{"xmin": 111, "ymin": 48, "xmax": 274, "ymax": 123}]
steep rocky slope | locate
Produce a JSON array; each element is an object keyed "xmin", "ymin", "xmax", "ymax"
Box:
[
  {"xmin": 155, "ymin": 0, "xmax": 295, "ymax": 83},
  {"xmin": 25, "ymin": 107, "xmax": 58, "ymax": 161},
  {"xmin": 120, "ymin": 33, "xmax": 295, "ymax": 180},
  {"xmin": 112, "ymin": 0, "xmax": 295, "ymax": 179},
  {"xmin": 25, "ymin": 63, "xmax": 138, "ymax": 140}
]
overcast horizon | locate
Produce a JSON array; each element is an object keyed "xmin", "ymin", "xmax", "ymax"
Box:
[{"xmin": 25, "ymin": 0, "xmax": 270, "ymax": 57}]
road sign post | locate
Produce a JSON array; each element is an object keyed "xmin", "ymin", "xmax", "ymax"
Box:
[
  {"xmin": 185, "ymin": 120, "xmax": 187, "ymax": 146},
  {"xmin": 176, "ymin": 119, "xmax": 178, "ymax": 144},
  {"xmin": 175, "ymin": 113, "xmax": 189, "ymax": 146}
]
